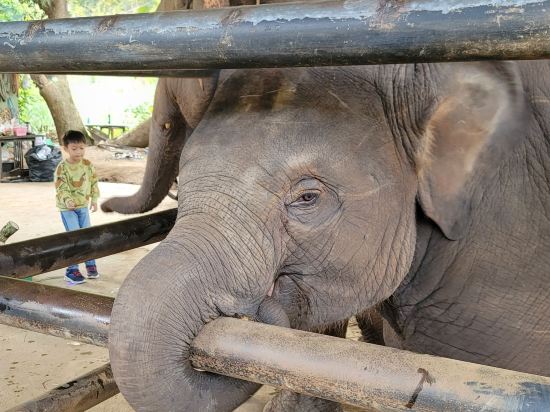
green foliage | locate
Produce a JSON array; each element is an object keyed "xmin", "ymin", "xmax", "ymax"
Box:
[
  {"xmin": 0, "ymin": 0, "xmax": 160, "ymax": 23},
  {"xmin": 68, "ymin": 0, "xmax": 161, "ymax": 17},
  {"xmin": 0, "ymin": 0, "xmax": 44, "ymax": 21},
  {"xmin": 124, "ymin": 102, "xmax": 153, "ymax": 127},
  {"xmin": 2, "ymin": 1, "xmax": 160, "ymax": 135},
  {"xmin": 18, "ymin": 76, "xmax": 55, "ymax": 134}
]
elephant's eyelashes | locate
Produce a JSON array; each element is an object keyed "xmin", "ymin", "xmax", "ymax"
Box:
[
  {"xmin": 301, "ymin": 192, "xmax": 317, "ymax": 202},
  {"xmin": 284, "ymin": 177, "xmax": 341, "ymax": 225},
  {"xmin": 290, "ymin": 191, "xmax": 320, "ymax": 208}
]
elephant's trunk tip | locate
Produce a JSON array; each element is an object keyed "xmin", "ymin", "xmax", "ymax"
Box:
[
  {"xmin": 256, "ymin": 295, "xmax": 290, "ymax": 328},
  {"xmin": 100, "ymin": 200, "xmax": 115, "ymax": 213},
  {"xmin": 101, "ymin": 196, "xmax": 150, "ymax": 214}
]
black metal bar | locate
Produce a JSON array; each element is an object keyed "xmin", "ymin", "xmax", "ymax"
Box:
[
  {"xmin": 0, "ymin": 277, "xmax": 112, "ymax": 346},
  {"xmin": 191, "ymin": 318, "xmax": 550, "ymax": 412},
  {"xmin": 0, "ymin": 0, "xmax": 549, "ymax": 73},
  {"xmin": 0, "ymin": 208, "xmax": 176, "ymax": 279},
  {"xmin": 5, "ymin": 364, "xmax": 119, "ymax": 412},
  {"xmin": 17, "ymin": 69, "xmax": 216, "ymax": 77}
]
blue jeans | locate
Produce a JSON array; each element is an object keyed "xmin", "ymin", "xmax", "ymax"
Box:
[{"xmin": 60, "ymin": 207, "xmax": 96, "ymax": 273}]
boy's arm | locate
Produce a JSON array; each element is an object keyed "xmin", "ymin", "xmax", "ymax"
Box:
[
  {"xmin": 90, "ymin": 164, "xmax": 100, "ymax": 205},
  {"xmin": 55, "ymin": 164, "xmax": 75, "ymax": 209}
]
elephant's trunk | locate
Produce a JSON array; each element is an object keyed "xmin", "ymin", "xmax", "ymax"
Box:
[
  {"xmin": 109, "ymin": 216, "xmax": 283, "ymax": 411},
  {"xmin": 101, "ymin": 79, "xmax": 187, "ymax": 214},
  {"xmin": 101, "ymin": 75, "xmax": 218, "ymax": 214}
]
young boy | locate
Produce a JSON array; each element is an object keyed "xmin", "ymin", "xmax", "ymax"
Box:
[{"xmin": 55, "ymin": 130, "xmax": 100, "ymax": 284}]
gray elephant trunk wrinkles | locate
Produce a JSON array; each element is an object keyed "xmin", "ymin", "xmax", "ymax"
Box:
[{"xmin": 109, "ymin": 212, "xmax": 282, "ymax": 411}]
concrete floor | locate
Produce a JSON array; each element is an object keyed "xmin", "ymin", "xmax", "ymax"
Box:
[{"xmin": 0, "ymin": 182, "xmax": 274, "ymax": 411}]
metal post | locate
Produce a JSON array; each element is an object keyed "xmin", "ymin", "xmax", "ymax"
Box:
[
  {"xmin": 0, "ymin": 277, "xmax": 111, "ymax": 346},
  {"xmin": 0, "ymin": 221, "xmax": 19, "ymax": 244},
  {"xmin": 5, "ymin": 364, "xmax": 119, "ymax": 412},
  {"xmin": 0, "ymin": 208, "xmax": 176, "ymax": 279},
  {"xmin": 0, "ymin": 0, "xmax": 549, "ymax": 73},
  {"xmin": 190, "ymin": 318, "xmax": 550, "ymax": 411}
]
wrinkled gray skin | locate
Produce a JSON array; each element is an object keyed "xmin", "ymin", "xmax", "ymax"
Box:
[{"xmin": 103, "ymin": 58, "xmax": 550, "ymax": 411}]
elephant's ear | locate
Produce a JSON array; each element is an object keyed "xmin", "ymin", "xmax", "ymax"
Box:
[{"xmin": 416, "ymin": 63, "xmax": 525, "ymax": 240}]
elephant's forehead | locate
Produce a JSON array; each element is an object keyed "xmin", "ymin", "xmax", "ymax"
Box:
[
  {"xmin": 182, "ymin": 67, "xmax": 398, "ymax": 188},
  {"xmin": 190, "ymin": 111, "xmax": 390, "ymax": 162},
  {"xmin": 211, "ymin": 67, "xmax": 381, "ymax": 115},
  {"xmin": 192, "ymin": 96, "xmax": 393, "ymax": 163},
  {"xmin": 183, "ymin": 115, "xmax": 399, "ymax": 196}
]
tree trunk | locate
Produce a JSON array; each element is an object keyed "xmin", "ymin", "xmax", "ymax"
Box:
[
  {"xmin": 156, "ymin": 0, "xmax": 193, "ymax": 11},
  {"xmin": 31, "ymin": 0, "xmax": 90, "ymax": 143},
  {"xmin": 112, "ymin": 118, "xmax": 151, "ymax": 148},
  {"xmin": 30, "ymin": 74, "xmax": 88, "ymax": 142},
  {"xmin": 43, "ymin": 0, "xmax": 69, "ymax": 19}
]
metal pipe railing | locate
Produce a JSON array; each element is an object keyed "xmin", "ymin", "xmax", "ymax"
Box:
[
  {"xmin": 16, "ymin": 69, "xmax": 216, "ymax": 77},
  {"xmin": 0, "ymin": 277, "xmax": 112, "ymax": 346},
  {"xmin": 191, "ymin": 318, "xmax": 550, "ymax": 411},
  {"xmin": 2, "ymin": 285, "xmax": 549, "ymax": 412},
  {"xmin": 0, "ymin": 208, "xmax": 176, "ymax": 279},
  {"xmin": 0, "ymin": 0, "xmax": 549, "ymax": 73},
  {"xmin": 6, "ymin": 364, "xmax": 119, "ymax": 412}
]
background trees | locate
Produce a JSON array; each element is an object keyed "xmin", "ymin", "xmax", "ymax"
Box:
[{"xmin": 1, "ymin": 0, "xmax": 163, "ymax": 144}]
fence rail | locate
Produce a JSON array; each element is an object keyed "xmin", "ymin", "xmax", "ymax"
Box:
[
  {"xmin": 0, "ymin": 209, "xmax": 176, "ymax": 279},
  {"xmin": 0, "ymin": 276, "xmax": 111, "ymax": 346},
  {"xmin": 0, "ymin": 0, "xmax": 549, "ymax": 73}
]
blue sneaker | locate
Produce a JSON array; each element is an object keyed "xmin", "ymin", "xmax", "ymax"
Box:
[
  {"xmin": 86, "ymin": 265, "xmax": 100, "ymax": 279},
  {"xmin": 65, "ymin": 270, "xmax": 86, "ymax": 284}
]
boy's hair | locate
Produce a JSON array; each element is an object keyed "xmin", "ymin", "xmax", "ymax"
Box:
[{"xmin": 62, "ymin": 130, "xmax": 86, "ymax": 146}]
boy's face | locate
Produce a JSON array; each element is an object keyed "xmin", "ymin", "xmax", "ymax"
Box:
[{"xmin": 64, "ymin": 142, "xmax": 86, "ymax": 162}]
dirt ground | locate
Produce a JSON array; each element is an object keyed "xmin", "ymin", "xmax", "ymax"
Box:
[{"xmin": 85, "ymin": 145, "xmax": 147, "ymax": 185}]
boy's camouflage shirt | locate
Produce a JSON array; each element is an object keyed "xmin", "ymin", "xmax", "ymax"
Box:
[{"xmin": 54, "ymin": 158, "xmax": 100, "ymax": 211}]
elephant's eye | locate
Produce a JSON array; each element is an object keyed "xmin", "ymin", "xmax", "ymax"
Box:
[{"xmin": 290, "ymin": 190, "xmax": 320, "ymax": 207}]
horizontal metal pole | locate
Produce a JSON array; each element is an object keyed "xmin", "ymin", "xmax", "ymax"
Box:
[
  {"xmin": 0, "ymin": 277, "xmax": 112, "ymax": 346},
  {"xmin": 6, "ymin": 364, "xmax": 119, "ymax": 412},
  {"xmin": 18, "ymin": 69, "xmax": 216, "ymax": 77},
  {"xmin": 0, "ymin": 208, "xmax": 176, "ymax": 279},
  {"xmin": 191, "ymin": 318, "xmax": 550, "ymax": 411},
  {"xmin": 1, "ymin": 0, "xmax": 549, "ymax": 73},
  {"xmin": 3, "ymin": 285, "xmax": 549, "ymax": 411}
]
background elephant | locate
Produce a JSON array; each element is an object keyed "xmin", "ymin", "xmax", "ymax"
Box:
[{"xmin": 102, "ymin": 55, "xmax": 550, "ymax": 410}]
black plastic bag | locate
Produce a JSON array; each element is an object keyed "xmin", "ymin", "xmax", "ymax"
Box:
[{"xmin": 24, "ymin": 145, "xmax": 62, "ymax": 182}]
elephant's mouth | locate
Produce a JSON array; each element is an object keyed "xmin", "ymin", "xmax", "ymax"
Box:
[
  {"xmin": 268, "ymin": 272, "xmax": 311, "ymax": 329},
  {"xmin": 267, "ymin": 271, "xmax": 290, "ymax": 295},
  {"xmin": 267, "ymin": 281, "xmax": 276, "ymax": 297},
  {"xmin": 268, "ymin": 272, "xmax": 292, "ymax": 299}
]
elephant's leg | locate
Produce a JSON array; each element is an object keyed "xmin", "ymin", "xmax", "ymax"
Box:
[
  {"xmin": 263, "ymin": 320, "xmax": 348, "ymax": 412},
  {"xmin": 356, "ymin": 308, "xmax": 385, "ymax": 345}
]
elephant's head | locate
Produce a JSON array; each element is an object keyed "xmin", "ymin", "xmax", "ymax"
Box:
[{"xmin": 107, "ymin": 63, "xmax": 525, "ymax": 411}]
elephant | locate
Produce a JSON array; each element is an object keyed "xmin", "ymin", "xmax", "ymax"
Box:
[{"xmin": 101, "ymin": 37, "xmax": 550, "ymax": 411}]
